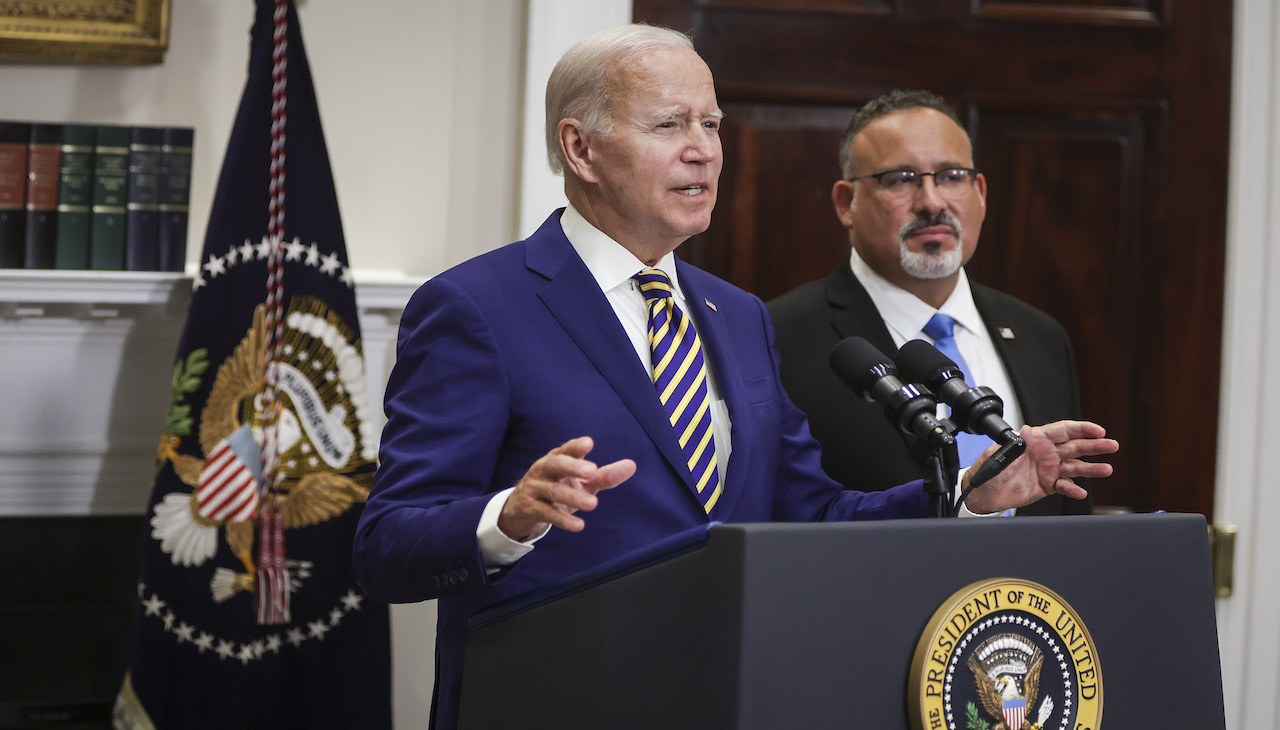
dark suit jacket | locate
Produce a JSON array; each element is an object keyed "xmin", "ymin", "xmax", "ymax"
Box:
[
  {"xmin": 353, "ymin": 212, "xmax": 930, "ymax": 730},
  {"xmin": 767, "ymin": 260, "xmax": 1090, "ymax": 516}
]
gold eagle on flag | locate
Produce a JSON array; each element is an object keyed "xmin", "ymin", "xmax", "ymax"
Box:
[{"xmin": 149, "ymin": 298, "xmax": 376, "ymax": 602}]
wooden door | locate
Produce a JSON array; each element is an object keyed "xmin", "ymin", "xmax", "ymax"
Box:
[{"xmin": 634, "ymin": 0, "xmax": 1232, "ymax": 517}]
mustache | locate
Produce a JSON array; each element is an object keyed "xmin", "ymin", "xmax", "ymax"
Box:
[{"xmin": 899, "ymin": 211, "xmax": 961, "ymax": 241}]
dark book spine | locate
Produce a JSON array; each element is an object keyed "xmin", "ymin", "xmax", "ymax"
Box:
[
  {"xmin": 0, "ymin": 121, "xmax": 31, "ymax": 269},
  {"xmin": 157, "ymin": 126, "xmax": 195, "ymax": 273},
  {"xmin": 89, "ymin": 125, "xmax": 131, "ymax": 271},
  {"xmin": 54, "ymin": 124, "xmax": 96, "ymax": 270},
  {"xmin": 125, "ymin": 126, "xmax": 164, "ymax": 271},
  {"xmin": 23, "ymin": 123, "xmax": 62, "ymax": 270}
]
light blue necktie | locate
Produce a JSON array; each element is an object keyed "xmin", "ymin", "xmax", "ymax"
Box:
[
  {"xmin": 922, "ymin": 313, "xmax": 992, "ymax": 468},
  {"xmin": 634, "ymin": 269, "xmax": 722, "ymax": 514}
]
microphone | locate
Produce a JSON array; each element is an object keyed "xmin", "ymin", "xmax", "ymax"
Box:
[
  {"xmin": 828, "ymin": 337, "xmax": 950, "ymax": 445},
  {"xmin": 895, "ymin": 339, "xmax": 1020, "ymax": 446},
  {"xmin": 895, "ymin": 339, "xmax": 1025, "ymax": 488}
]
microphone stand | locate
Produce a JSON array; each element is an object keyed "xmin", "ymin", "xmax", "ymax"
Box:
[{"xmin": 911, "ymin": 417, "xmax": 961, "ymax": 518}]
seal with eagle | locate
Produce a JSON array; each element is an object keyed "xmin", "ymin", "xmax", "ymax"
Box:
[
  {"xmin": 969, "ymin": 637, "xmax": 1053, "ymax": 730},
  {"xmin": 148, "ymin": 299, "xmax": 375, "ymax": 603}
]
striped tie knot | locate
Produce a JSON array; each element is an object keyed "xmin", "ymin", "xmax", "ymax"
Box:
[
  {"xmin": 634, "ymin": 268, "xmax": 674, "ymax": 303},
  {"xmin": 632, "ymin": 268, "xmax": 722, "ymax": 514}
]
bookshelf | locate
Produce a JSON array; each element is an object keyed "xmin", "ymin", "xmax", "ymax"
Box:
[{"xmin": 0, "ymin": 121, "xmax": 195, "ymax": 274}]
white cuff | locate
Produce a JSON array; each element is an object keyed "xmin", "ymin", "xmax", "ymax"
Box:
[
  {"xmin": 477, "ymin": 487, "xmax": 550, "ymax": 571},
  {"xmin": 954, "ymin": 467, "xmax": 1016, "ymax": 518}
]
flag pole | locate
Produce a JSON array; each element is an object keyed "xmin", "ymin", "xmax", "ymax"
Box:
[{"xmin": 257, "ymin": 0, "xmax": 290, "ymax": 625}]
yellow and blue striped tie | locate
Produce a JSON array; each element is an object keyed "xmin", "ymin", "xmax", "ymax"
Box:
[{"xmin": 634, "ymin": 268, "xmax": 721, "ymax": 514}]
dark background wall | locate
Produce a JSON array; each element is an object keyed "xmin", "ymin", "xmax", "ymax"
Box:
[{"xmin": 1, "ymin": 517, "xmax": 142, "ymax": 728}]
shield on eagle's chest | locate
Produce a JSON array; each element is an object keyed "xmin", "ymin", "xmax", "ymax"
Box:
[{"xmin": 1003, "ymin": 697, "xmax": 1027, "ymax": 728}]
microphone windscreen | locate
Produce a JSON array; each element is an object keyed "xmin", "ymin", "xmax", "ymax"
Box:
[
  {"xmin": 896, "ymin": 338, "xmax": 959, "ymax": 385},
  {"xmin": 829, "ymin": 336, "xmax": 894, "ymax": 395}
]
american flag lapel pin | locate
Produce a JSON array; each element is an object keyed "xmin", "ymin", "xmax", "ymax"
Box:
[
  {"xmin": 999, "ymin": 327, "xmax": 1016, "ymax": 340},
  {"xmin": 705, "ymin": 298, "xmax": 717, "ymax": 312}
]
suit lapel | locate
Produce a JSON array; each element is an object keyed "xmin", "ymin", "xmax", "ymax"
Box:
[
  {"xmin": 826, "ymin": 263, "xmax": 899, "ymax": 361},
  {"xmin": 824, "ymin": 263, "xmax": 917, "ymax": 454},
  {"xmin": 971, "ymin": 285, "xmax": 1038, "ymax": 423},
  {"xmin": 527, "ymin": 224, "xmax": 705, "ymax": 502}
]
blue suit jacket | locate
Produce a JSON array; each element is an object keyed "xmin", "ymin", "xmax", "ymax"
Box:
[{"xmin": 353, "ymin": 211, "xmax": 929, "ymax": 729}]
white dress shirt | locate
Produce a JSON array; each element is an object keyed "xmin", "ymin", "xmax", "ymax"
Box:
[
  {"xmin": 848, "ymin": 247, "xmax": 1025, "ymax": 435},
  {"xmin": 848, "ymin": 247, "xmax": 1023, "ymax": 516}
]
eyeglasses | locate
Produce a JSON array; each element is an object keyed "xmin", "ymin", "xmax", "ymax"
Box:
[{"xmin": 849, "ymin": 167, "xmax": 979, "ymax": 200}]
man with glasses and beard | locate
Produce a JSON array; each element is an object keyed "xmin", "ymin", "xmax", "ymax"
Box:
[{"xmin": 768, "ymin": 89, "xmax": 1091, "ymax": 516}]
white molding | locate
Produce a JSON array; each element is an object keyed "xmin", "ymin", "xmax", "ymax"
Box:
[
  {"xmin": 1215, "ymin": 0, "xmax": 1280, "ymax": 727},
  {"xmin": 0, "ymin": 269, "xmax": 189, "ymax": 306},
  {"xmin": 518, "ymin": 0, "xmax": 633, "ymax": 239},
  {"xmin": 0, "ymin": 268, "xmax": 420, "ymax": 313},
  {"xmin": 349, "ymin": 270, "xmax": 425, "ymax": 312},
  {"xmin": 0, "ymin": 448, "xmax": 160, "ymax": 515}
]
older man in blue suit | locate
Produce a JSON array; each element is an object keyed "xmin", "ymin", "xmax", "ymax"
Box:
[{"xmin": 352, "ymin": 24, "xmax": 1118, "ymax": 730}]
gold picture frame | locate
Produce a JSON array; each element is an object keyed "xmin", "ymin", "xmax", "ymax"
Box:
[{"xmin": 0, "ymin": 0, "xmax": 171, "ymax": 65}]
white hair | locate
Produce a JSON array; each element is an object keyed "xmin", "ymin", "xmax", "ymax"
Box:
[{"xmin": 544, "ymin": 24, "xmax": 694, "ymax": 175}]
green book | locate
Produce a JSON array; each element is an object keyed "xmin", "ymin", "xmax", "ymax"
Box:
[
  {"xmin": 54, "ymin": 124, "xmax": 95, "ymax": 270},
  {"xmin": 89, "ymin": 124, "xmax": 131, "ymax": 271},
  {"xmin": 125, "ymin": 125, "xmax": 164, "ymax": 271}
]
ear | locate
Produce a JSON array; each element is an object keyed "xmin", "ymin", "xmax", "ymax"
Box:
[
  {"xmin": 832, "ymin": 180, "xmax": 857, "ymax": 228},
  {"xmin": 975, "ymin": 171, "xmax": 988, "ymax": 209},
  {"xmin": 559, "ymin": 119, "xmax": 599, "ymax": 183}
]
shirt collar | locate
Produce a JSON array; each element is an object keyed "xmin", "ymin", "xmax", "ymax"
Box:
[
  {"xmin": 561, "ymin": 203, "xmax": 683, "ymax": 297},
  {"xmin": 848, "ymin": 246, "xmax": 983, "ymax": 342}
]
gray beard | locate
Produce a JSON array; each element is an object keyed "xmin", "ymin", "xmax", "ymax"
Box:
[
  {"xmin": 899, "ymin": 244, "xmax": 962, "ymax": 279},
  {"xmin": 898, "ymin": 214, "xmax": 963, "ymax": 280}
]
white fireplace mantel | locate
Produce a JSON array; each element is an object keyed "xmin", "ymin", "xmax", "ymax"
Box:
[{"xmin": 0, "ymin": 269, "xmax": 420, "ymax": 517}]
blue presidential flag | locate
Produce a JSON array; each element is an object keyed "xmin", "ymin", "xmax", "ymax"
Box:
[{"xmin": 113, "ymin": 1, "xmax": 391, "ymax": 727}]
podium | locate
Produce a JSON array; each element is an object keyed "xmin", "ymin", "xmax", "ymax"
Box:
[{"xmin": 459, "ymin": 514, "xmax": 1224, "ymax": 729}]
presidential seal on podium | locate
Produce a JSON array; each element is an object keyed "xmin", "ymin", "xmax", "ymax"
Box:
[{"xmin": 909, "ymin": 578, "xmax": 1102, "ymax": 730}]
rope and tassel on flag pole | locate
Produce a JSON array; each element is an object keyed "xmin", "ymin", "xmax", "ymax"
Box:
[{"xmin": 256, "ymin": 0, "xmax": 292, "ymax": 626}]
